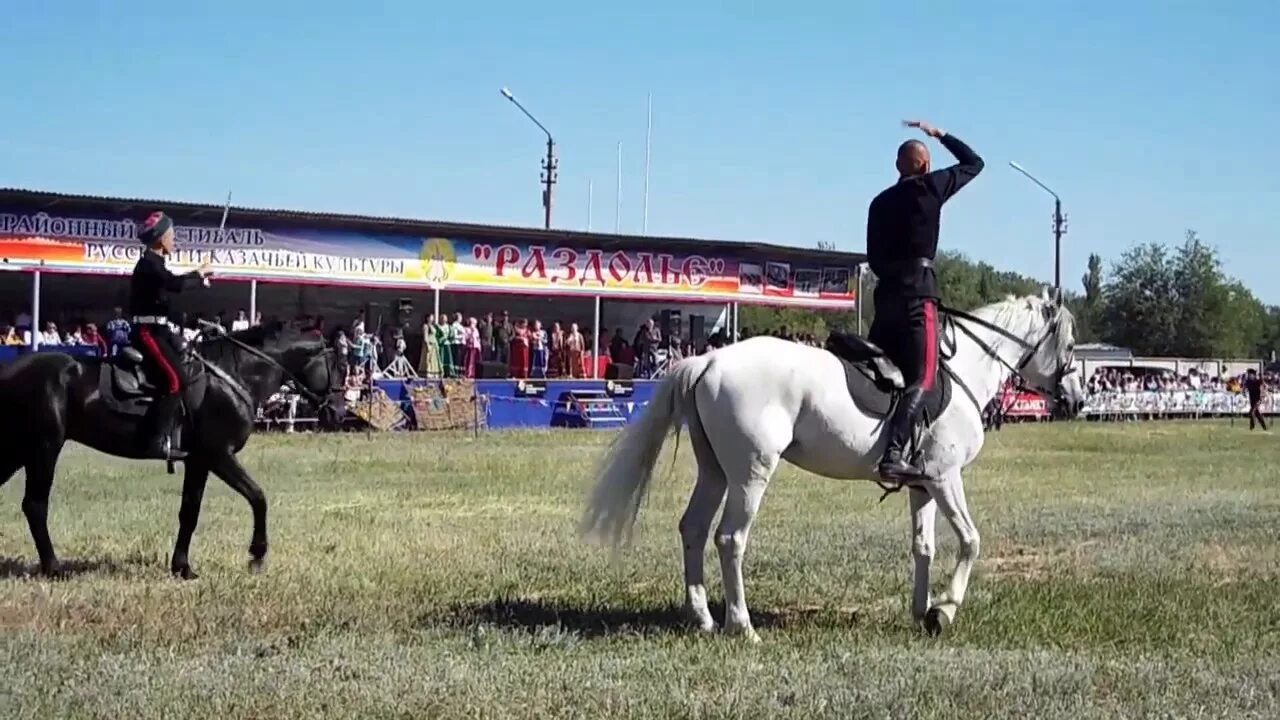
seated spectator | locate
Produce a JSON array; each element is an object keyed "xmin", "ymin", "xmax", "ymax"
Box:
[
  {"xmin": 39, "ymin": 322, "xmax": 62, "ymax": 346},
  {"xmin": 1, "ymin": 324, "xmax": 22, "ymax": 346},
  {"xmin": 64, "ymin": 323, "xmax": 84, "ymax": 346},
  {"xmin": 80, "ymin": 322, "xmax": 108, "ymax": 356}
]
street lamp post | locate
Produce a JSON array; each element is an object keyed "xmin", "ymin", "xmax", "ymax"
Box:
[
  {"xmin": 1009, "ymin": 161, "xmax": 1067, "ymax": 294},
  {"xmin": 500, "ymin": 87, "xmax": 557, "ymax": 230}
]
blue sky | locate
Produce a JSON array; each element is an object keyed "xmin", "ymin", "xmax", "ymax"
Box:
[{"xmin": 3, "ymin": 2, "xmax": 1277, "ymax": 301}]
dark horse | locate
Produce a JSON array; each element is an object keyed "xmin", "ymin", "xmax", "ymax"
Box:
[{"xmin": 0, "ymin": 322, "xmax": 340, "ymax": 578}]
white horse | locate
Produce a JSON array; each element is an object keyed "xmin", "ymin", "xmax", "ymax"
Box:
[{"xmin": 581, "ymin": 290, "xmax": 1084, "ymax": 639}]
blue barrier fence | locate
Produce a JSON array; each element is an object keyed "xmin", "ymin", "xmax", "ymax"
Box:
[
  {"xmin": 373, "ymin": 378, "xmax": 659, "ymax": 430},
  {"xmin": 0, "ymin": 346, "xmax": 657, "ymax": 431},
  {"xmin": 0, "ymin": 345, "xmax": 100, "ymax": 361}
]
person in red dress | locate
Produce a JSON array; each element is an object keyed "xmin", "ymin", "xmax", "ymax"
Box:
[{"xmin": 508, "ymin": 318, "xmax": 531, "ymax": 379}]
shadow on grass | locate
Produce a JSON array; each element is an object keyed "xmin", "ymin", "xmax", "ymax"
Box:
[
  {"xmin": 437, "ymin": 596, "xmax": 865, "ymax": 638},
  {"xmin": 0, "ymin": 555, "xmax": 137, "ymax": 580}
]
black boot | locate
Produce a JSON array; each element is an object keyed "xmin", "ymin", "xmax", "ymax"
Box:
[
  {"xmin": 138, "ymin": 394, "xmax": 187, "ymax": 461},
  {"xmin": 879, "ymin": 388, "xmax": 926, "ymax": 481}
]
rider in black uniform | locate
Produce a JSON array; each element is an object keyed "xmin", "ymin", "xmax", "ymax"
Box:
[
  {"xmin": 129, "ymin": 211, "xmax": 212, "ymax": 461},
  {"xmin": 866, "ymin": 120, "xmax": 984, "ymax": 481}
]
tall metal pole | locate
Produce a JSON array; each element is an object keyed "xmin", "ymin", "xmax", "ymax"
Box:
[
  {"xmin": 587, "ymin": 181, "xmax": 594, "ymax": 231},
  {"xmin": 643, "ymin": 93, "xmax": 652, "ymax": 234},
  {"xmin": 615, "ymin": 142, "xmax": 623, "ymax": 233},
  {"xmin": 1009, "ymin": 161, "xmax": 1067, "ymax": 294},
  {"xmin": 542, "ymin": 136, "xmax": 557, "ymax": 230},
  {"xmin": 592, "ymin": 296, "xmax": 602, "ymax": 379},
  {"xmin": 1053, "ymin": 197, "xmax": 1064, "ymax": 293},
  {"xmin": 500, "ymin": 88, "xmax": 556, "ymax": 229},
  {"xmin": 249, "ymin": 279, "xmax": 258, "ymax": 326},
  {"xmin": 30, "ymin": 267, "xmax": 41, "ymax": 350}
]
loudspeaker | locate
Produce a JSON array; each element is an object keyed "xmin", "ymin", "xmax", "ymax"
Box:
[
  {"xmin": 478, "ymin": 360, "xmax": 507, "ymax": 379},
  {"xmin": 605, "ymin": 362, "xmax": 634, "ymax": 381},
  {"xmin": 689, "ymin": 315, "xmax": 706, "ymax": 353}
]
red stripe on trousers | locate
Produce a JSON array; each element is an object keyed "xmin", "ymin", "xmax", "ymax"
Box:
[
  {"xmin": 921, "ymin": 300, "xmax": 937, "ymax": 391},
  {"xmin": 137, "ymin": 327, "xmax": 181, "ymax": 394}
]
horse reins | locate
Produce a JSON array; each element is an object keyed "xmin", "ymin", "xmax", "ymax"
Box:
[
  {"xmin": 939, "ymin": 304, "xmax": 1076, "ymax": 413},
  {"xmin": 194, "ymin": 323, "xmax": 333, "ymax": 408}
]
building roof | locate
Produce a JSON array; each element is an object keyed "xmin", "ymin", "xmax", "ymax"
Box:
[
  {"xmin": 1076, "ymin": 342, "xmax": 1134, "ymax": 360},
  {"xmin": 0, "ymin": 187, "xmax": 864, "ymax": 266}
]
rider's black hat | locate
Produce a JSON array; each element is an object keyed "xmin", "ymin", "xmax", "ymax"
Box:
[{"xmin": 138, "ymin": 211, "xmax": 174, "ymax": 245}]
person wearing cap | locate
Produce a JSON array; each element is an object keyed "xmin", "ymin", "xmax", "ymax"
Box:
[{"xmin": 129, "ymin": 211, "xmax": 212, "ymax": 461}]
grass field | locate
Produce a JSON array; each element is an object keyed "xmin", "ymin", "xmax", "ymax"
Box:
[{"xmin": 1, "ymin": 421, "xmax": 1278, "ymax": 719}]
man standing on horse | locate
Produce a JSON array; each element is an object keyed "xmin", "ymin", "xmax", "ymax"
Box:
[
  {"xmin": 130, "ymin": 211, "xmax": 212, "ymax": 461},
  {"xmin": 867, "ymin": 120, "xmax": 984, "ymax": 480}
]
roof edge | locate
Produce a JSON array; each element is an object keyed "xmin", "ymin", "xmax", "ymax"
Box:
[{"xmin": 0, "ymin": 187, "xmax": 865, "ymax": 264}]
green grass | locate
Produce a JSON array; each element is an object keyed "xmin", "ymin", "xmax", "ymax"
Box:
[{"xmin": 1, "ymin": 422, "xmax": 1279, "ymax": 719}]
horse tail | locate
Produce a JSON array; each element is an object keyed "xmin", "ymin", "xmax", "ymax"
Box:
[{"xmin": 580, "ymin": 353, "xmax": 713, "ymax": 550}]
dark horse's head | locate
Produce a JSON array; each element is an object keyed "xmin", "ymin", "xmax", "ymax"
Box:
[{"xmin": 199, "ymin": 320, "xmax": 343, "ymax": 407}]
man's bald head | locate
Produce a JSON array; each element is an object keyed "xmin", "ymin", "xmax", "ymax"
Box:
[{"xmin": 896, "ymin": 139, "xmax": 930, "ymax": 177}]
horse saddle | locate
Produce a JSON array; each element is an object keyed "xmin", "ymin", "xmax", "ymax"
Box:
[
  {"xmin": 825, "ymin": 332, "xmax": 952, "ymax": 420},
  {"xmin": 97, "ymin": 347, "xmax": 156, "ymax": 415}
]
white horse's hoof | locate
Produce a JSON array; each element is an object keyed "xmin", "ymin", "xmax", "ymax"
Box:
[
  {"xmin": 724, "ymin": 625, "xmax": 761, "ymax": 643},
  {"xmin": 683, "ymin": 608, "xmax": 718, "ymax": 633},
  {"xmin": 923, "ymin": 603, "xmax": 955, "ymax": 637}
]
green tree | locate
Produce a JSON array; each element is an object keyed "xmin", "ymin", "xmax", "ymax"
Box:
[
  {"xmin": 1067, "ymin": 253, "xmax": 1104, "ymax": 343},
  {"xmin": 1101, "ymin": 243, "xmax": 1178, "ymax": 355}
]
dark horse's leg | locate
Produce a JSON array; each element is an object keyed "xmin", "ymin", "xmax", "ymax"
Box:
[
  {"xmin": 169, "ymin": 459, "xmax": 210, "ymax": 580},
  {"xmin": 209, "ymin": 452, "xmax": 269, "ymax": 571},
  {"xmin": 23, "ymin": 440, "xmax": 65, "ymax": 576}
]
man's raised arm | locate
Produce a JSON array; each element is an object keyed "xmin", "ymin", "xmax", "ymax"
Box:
[
  {"xmin": 902, "ymin": 120, "xmax": 984, "ymax": 201},
  {"xmin": 930, "ymin": 132, "xmax": 984, "ymax": 201}
]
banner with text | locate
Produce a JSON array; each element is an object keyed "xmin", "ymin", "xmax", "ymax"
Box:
[{"xmin": 0, "ymin": 211, "xmax": 856, "ymax": 307}]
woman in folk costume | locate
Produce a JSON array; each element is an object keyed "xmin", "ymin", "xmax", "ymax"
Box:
[
  {"xmin": 508, "ymin": 318, "xmax": 531, "ymax": 379},
  {"xmin": 418, "ymin": 313, "xmax": 442, "ymax": 378},
  {"xmin": 435, "ymin": 313, "xmax": 455, "ymax": 378},
  {"xmin": 463, "ymin": 317, "xmax": 482, "ymax": 379},
  {"xmin": 565, "ymin": 322, "xmax": 585, "ymax": 378},
  {"xmin": 548, "ymin": 321, "xmax": 566, "ymax": 378},
  {"xmin": 529, "ymin": 319, "xmax": 549, "ymax": 378}
]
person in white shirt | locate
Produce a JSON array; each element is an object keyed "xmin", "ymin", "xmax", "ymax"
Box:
[
  {"xmin": 230, "ymin": 308, "xmax": 251, "ymax": 332},
  {"xmin": 39, "ymin": 322, "xmax": 62, "ymax": 346}
]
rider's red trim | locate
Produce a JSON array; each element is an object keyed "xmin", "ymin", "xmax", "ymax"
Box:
[
  {"xmin": 137, "ymin": 327, "xmax": 180, "ymax": 395},
  {"xmin": 921, "ymin": 300, "xmax": 937, "ymax": 391}
]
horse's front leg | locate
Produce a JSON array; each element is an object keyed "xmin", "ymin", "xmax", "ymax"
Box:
[
  {"xmin": 907, "ymin": 486, "xmax": 937, "ymax": 625},
  {"xmin": 170, "ymin": 459, "xmax": 210, "ymax": 579},
  {"xmin": 209, "ymin": 452, "xmax": 269, "ymax": 572},
  {"xmin": 923, "ymin": 471, "xmax": 980, "ymax": 635}
]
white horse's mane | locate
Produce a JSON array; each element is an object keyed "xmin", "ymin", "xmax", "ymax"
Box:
[{"xmin": 967, "ymin": 292, "xmax": 1076, "ymax": 359}]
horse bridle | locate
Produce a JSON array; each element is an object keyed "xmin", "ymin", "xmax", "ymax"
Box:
[
  {"xmin": 941, "ymin": 303, "xmax": 1077, "ymax": 406},
  {"xmin": 196, "ymin": 322, "xmax": 337, "ymax": 409}
]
